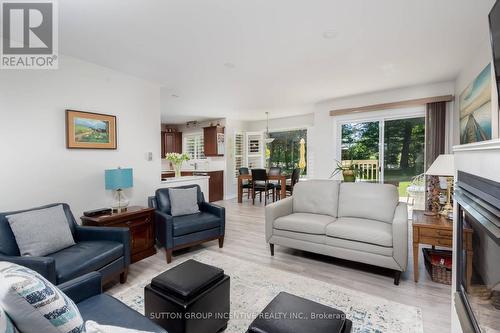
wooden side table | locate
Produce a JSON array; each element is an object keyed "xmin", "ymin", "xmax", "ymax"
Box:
[
  {"xmin": 81, "ymin": 206, "xmax": 156, "ymax": 263},
  {"xmin": 412, "ymin": 210, "xmax": 473, "ymax": 288}
]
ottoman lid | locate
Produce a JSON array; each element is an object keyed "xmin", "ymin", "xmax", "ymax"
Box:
[
  {"xmin": 151, "ymin": 259, "xmax": 224, "ymax": 300},
  {"xmin": 248, "ymin": 292, "xmax": 348, "ymax": 333}
]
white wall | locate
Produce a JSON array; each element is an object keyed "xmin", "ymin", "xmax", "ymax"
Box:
[
  {"xmin": 311, "ymin": 81, "xmax": 456, "ymax": 179},
  {"xmin": 244, "ymin": 113, "xmax": 314, "ymax": 132},
  {"xmin": 0, "ymin": 55, "xmax": 161, "ymax": 218}
]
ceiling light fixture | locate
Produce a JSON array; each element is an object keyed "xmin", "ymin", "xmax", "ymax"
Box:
[{"xmin": 264, "ymin": 112, "xmax": 275, "ymax": 144}]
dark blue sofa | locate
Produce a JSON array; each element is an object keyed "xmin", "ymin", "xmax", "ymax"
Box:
[
  {"xmin": 0, "ymin": 203, "xmax": 130, "ymax": 285},
  {"xmin": 148, "ymin": 185, "xmax": 225, "ymax": 263},
  {"xmin": 59, "ymin": 272, "xmax": 167, "ymax": 332}
]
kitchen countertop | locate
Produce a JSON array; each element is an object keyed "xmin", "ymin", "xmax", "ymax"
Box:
[{"xmin": 161, "ymin": 175, "xmax": 210, "ymax": 184}]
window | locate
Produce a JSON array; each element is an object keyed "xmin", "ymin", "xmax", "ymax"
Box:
[
  {"xmin": 184, "ymin": 133, "xmax": 205, "ymax": 160},
  {"xmin": 234, "ymin": 132, "xmax": 244, "ymax": 178},
  {"xmin": 246, "ymin": 132, "xmax": 264, "ymax": 169},
  {"xmin": 268, "ymin": 129, "xmax": 307, "ymax": 175}
]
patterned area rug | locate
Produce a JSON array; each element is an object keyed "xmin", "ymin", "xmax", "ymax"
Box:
[{"xmin": 109, "ymin": 251, "xmax": 423, "ymax": 333}]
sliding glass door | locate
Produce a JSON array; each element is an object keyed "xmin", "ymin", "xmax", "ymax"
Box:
[
  {"xmin": 340, "ymin": 116, "xmax": 425, "ymax": 200},
  {"xmin": 383, "ymin": 117, "xmax": 425, "ymax": 197}
]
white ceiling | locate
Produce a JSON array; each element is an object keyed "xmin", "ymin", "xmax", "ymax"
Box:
[{"xmin": 60, "ymin": 0, "xmax": 495, "ymax": 123}]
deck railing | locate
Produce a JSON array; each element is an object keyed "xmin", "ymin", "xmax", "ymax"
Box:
[{"xmin": 342, "ymin": 159, "xmax": 379, "ymax": 181}]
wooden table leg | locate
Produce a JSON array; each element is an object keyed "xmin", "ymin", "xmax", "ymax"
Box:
[
  {"xmin": 237, "ymin": 177, "xmax": 243, "ymax": 203},
  {"xmin": 413, "ymin": 242, "xmax": 419, "ymax": 282},
  {"xmin": 280, "ymin": 176, "xmax": 286, "ymax": 199}
]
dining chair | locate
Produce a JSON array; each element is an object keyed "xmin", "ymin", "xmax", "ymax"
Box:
[
  {"xmin": 251, "ymin": 169, "xmax": 275, "ymax": 205},
  {"xmin": 239, "ymin": 167, "xmax": 252, "ymax": 199},
  {"xmin": 268, "ymin": 167, "xmax": 282, "ymax": 201},
  {"xmin": 276, "ymin": 168, "xmax": 301, "ymax": 200}
]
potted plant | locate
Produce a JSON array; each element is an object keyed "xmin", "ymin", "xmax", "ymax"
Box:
[
  {"xmin": 165, "ymin": 152, "xmax": 190, "ymax": 177},
  {"xmin": 330, "ymin": 160, "xmax": 359, "ymax": 182}
]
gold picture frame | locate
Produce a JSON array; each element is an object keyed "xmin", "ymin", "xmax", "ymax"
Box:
[{"xmin": 66, "ymin": 110, "xmax": 117, "ymax": 149}]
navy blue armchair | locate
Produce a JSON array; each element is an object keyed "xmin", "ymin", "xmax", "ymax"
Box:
[
  {"xmin": 148, "ymin": 185, "xmax": 225, "ymax": 263},
  {"xmin": 59, "ymin": 272, "xmax": 167, "ymax": 332},
  {"xmin": 0, "ymin": 203, "xmax": 130, "ymax": 285}
]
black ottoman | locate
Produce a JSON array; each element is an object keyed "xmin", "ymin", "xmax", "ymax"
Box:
[
  {"xmin": 145, "ymin": 259, "xmax": 230, "ymax": 333},
  {"xmin": 247, "ymin": 292, "xmax": 352, "ymax": 333}
]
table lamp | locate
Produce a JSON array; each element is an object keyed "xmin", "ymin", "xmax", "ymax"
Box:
[
  {"xmin": 425, "ymin": 154, "xmax": 454, "ymax": 218},
  {"xmin": 105, "ymin": 167, "xmax": 133, "ymax": 213}
]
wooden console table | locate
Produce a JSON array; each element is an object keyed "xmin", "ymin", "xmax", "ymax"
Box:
[
  {"xmin": 412, "ymin": 210, "xmax": 473, "ymax": 288},
  {"xmin": 81, "ymin": 206, "xmax": 156, "ymax": 263}
]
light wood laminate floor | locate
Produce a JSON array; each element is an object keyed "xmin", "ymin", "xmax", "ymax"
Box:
[{"xmin": 113, "ymin": 198, "xmax": 451, "ymax": 333}]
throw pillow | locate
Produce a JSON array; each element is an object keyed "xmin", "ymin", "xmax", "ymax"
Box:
[
  {"xmin": 168, "ymin": 188, "xmax": 200, "ymax": 216},
  {"xmin": 85, "ymin": 320, "xmax": 154, "ymax": 333},
  {"xmin": 6, "ymin": 205, "xmax": 75, "ymax": 256},
  {"xmin": 0, "ymin": 306, "xmax": 18, "ymax": 333},
  {"xmin": 0, "ymin": 262, "xmax": 84, "ymax": 333}
]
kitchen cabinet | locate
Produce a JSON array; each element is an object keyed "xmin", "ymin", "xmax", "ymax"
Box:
[
  {"xmin": 203, "ymin": 126, "xmax": 224, "ymax": 157},
  {"xmin": 161, "ymin": 131, "xmax": 182, "ymax": 157},
  {"xmin": 193, "ymin": 170, "xmax": 224, "ymax": 202}
]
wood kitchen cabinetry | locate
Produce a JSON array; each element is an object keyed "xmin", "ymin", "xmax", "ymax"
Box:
[
  {"xmin": 193, "ymin": 170, "xmax": 224, "ymax": 202},
  {"xmin": 203, "ymin": 126, "xmax": 224, "ymax": 156},
  {"xmin": 81, "ymin": 207, "xmax": 156, "ymax": 263},
  {"xmin": 161, "ymin": 130, "xmax": 182, "ymax": 157}
]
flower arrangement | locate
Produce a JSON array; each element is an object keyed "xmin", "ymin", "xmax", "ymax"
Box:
[{"xmin": 165, "ymin": 152, "xmax": 190, "ymax": 177}]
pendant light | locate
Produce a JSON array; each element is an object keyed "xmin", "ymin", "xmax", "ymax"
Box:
[{"xmin": 264, "ymin": 112, "xmax": 275, "ymax": 143}]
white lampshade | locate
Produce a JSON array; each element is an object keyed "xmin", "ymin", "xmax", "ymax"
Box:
[{"xmin": 426, "ymin": 154, "xmax": 455, "ymax": 176}]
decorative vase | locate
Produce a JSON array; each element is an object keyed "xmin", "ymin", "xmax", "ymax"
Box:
[
  {"xmin": 342, "ymin": 170, "xmax": 356, "ymax": 182},
  {"xmin": 173, "ymin": 164, "xmax": 181, "ymax": 178}
]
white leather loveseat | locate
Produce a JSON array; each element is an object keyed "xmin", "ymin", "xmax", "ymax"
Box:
[{"xmin": 265, "ymin": 180, "xmax": 408, "ymax": 284}]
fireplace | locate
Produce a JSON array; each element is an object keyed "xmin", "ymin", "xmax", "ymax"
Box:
[{"xmin": 454, "ymin": 171, "xmax": 500, "ymax": 333}]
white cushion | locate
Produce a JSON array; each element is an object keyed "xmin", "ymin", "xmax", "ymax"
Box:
[
  {"xmin": 326, "ymin": 217, "xmax": 393, "ymax": 247},
  {"xmin": 274, "ymin": 213, "xmax": 335, "ymax": 235},
  {"xmin": 6, "ymin": 205, "xmax": 75, "ymax": 257},
  {"xmin": 0, "ymin": 262, "xmax": 84, "ymax": 333},
  {"xmin": 338, "ymin": 183, "xmax": 398, "ymax": 223},
  {"xmin": 0, "ymin": 305, "xmax": 18, "ymax": 333},
  {"xmin": 292, "ymin": 180, "xmax": 340, "ymax": 217}
]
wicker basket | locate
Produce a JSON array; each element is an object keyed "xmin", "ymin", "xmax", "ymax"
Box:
[{"xmin": 423, "ymin": 248, "xmax": 452, "ymax": 285}]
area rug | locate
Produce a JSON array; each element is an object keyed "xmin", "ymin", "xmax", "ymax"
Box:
[{"xmin": 109, "ymin": 251, "xmax": 423, "ymax": 333}]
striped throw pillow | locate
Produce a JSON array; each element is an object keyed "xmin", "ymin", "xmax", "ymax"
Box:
[
  {"xmin": 0, "ymin": 262, "xmax": 84, "ymax": 333},
  {"xmin": 0, "ymin": 306, "xmax": 18, "ymax": 333}
]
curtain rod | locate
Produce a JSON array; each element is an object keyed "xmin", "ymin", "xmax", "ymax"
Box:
[{"xmin": 329, "ymin": 95, "xmax": 454, "ymax": 116}]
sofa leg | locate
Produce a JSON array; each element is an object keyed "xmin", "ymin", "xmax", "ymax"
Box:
[
  {"xmin": 394, "ymin": 270, "xmax": 401, "ymax": 285},
  {"xmin": 120, "ymin": 269, "xmax": 128, "ymax": 284},
  {"xmin": 218, "ymin": 236, "xmax": 224, "ymax": 248},
  {"xmin": 166, "ymin": 249, "xmax": 173, "ymax": 264},
  {"xmin": 270, "ymin": 243, "xmax": 274, "ymax": 256}
]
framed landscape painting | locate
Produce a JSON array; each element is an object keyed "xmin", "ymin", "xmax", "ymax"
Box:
[
  {"xmin": 459, "ymin": 63, "xmax": 492, "ymax": 144},
  {"xmin": 66, "ymin": 110, "xmax": 117, "ymax": 149}
]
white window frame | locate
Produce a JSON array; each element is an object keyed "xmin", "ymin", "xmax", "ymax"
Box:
[
  {"xmin": 183, "ymin": 132, "xmax": 206, "ymax": 160},
  {"xmin": 233, "ymin": 131, "xmax": 245, "ymax": 181}
]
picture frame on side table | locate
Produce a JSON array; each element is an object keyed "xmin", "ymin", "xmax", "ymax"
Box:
[{"xmin": 66, "ymin": 110, "xmax": 117, "ymax": 149}]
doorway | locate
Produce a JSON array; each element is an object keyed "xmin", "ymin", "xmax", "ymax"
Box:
[{"xmin": 338, "ymin": 112, "xmax": 425, "ymax": 200}]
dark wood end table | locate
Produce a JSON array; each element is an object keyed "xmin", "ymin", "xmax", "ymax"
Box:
[{"xmin": 81, "ymin": 206, "xmax": 156, "ymax": 263}]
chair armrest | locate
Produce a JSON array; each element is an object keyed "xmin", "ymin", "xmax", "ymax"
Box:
[
  {"xmin": 155, "ymin": 211, "xmax": 174, "ymax": 249},
  {"xmin": 392, "ymin": 202, "xmax": 408, "ymax": 271},
  {"xmin": 200, "ymin": 202, "xmax": 225, "ymax": 235},
  {"xmin": 75, "ymin": 226, "xmax": 131, "ymax": 266},
  {"xmin": 265, "ymin": 197, "xmax": 293, "ymax": 242},
  {"xmin": 0, "ymin": 254, "xmax": 56, "ymax": 284},
  {"xmin": 58, "ymin": 272, "xmax": 102, "ymax": 303}
]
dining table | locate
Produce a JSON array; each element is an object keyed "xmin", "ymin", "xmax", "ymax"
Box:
[{"xmin": 237, "ymin": 173, "xmax": 289, "ymax": 203}]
